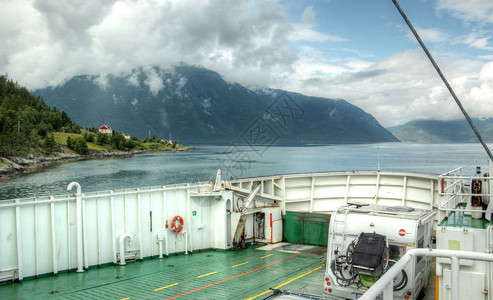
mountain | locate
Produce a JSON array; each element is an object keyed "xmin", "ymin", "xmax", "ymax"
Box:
[
  {"xmin": 34, "ymin": 65, "xmax": 398, "ymax": 144},
  {"xmin": 389, "ymin": 119, "xmax": 493, "ymax": 143}
]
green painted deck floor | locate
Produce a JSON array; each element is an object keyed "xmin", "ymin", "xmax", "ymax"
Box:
[{"xmin": 0, "ymin": 245, "xmax": 326, "ymax": 300}]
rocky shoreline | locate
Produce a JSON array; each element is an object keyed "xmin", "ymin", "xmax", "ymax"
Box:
[{"xmin": 0, "ymin": 147, "xmax": 194, "ymax": 179}]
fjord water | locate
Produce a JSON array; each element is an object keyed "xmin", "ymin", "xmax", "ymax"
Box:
[{"xmin": 0, "ymin": 143, "xmax": 490, "ymax": 200}]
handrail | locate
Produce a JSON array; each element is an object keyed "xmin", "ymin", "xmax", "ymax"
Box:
[
  {"xmin": 439, "ymin": 167, "xmax": 463, "ymax": 177},
  {"xmin": 360, "ymin": 248, "xmax": 493, "ymax": 300},
  {"xmin": 0, "ymin": 183, "xmax": 214, "ymax": 208},
  {"xmin": 437, "ymin": 166, "xmax": 493, "ymax": 222}
]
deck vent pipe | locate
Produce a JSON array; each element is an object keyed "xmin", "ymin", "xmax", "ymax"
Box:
[{"xmin": 119, "ymin": 233, "xmax": 135, "ymax": 265}]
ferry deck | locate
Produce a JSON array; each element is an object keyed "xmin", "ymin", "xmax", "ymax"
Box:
[{"xmin": 1, "ymin": 244, "xmax": 326, "ymax": 300}]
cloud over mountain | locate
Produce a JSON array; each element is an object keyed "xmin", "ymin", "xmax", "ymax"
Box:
[{"xmin": 1, "ymin": 0, "xmax": 493, "ymax": 128}]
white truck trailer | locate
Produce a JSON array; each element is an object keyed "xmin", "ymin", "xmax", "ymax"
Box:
[{"xmin": 325, "ymin": 204, "xmax": 435, "ymax": 299}]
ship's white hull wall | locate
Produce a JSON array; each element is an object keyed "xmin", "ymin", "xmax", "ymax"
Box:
[
  {"xmin": 0, "ymin": 183, "xmax": 223, "ymax": 281},
  {"xmin": 228, "ymin": 171, "xmax": 439, "ymax": 213}
]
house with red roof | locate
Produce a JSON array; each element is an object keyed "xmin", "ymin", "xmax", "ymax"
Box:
[{"xmin": 99, "ymin": 125, "xmax": 113, "ymax": 136}]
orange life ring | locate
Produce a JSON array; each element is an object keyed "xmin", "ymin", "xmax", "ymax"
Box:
[{"xmin": 171, "ymin": 215, "xmax": 184, "ymax": 233}]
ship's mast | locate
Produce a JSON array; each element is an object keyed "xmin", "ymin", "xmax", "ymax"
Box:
[{"xmin": 391, "ymin": 0, "xmax": 493, "ymax": 162}]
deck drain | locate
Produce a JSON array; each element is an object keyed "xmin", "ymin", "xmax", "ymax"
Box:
[
  {"xmin": 115, "ymin": 276, "xmax": 123, "ymax": 279},
  {"xmin": 49, "ymin": 290, "xmax": 59, "ymax": 294},
  {"xmin": 168, "ymin": 264, "xmax": 174, "ymax": 267}
]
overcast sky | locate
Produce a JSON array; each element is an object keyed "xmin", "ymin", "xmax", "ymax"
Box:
[{"xmin": 1, "ymin": 0, "xmax": 492, "ymax": 126}]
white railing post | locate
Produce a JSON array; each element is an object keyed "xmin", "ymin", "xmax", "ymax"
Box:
[
  {"xmin": 67, "ymin": 182, "xmax": 84, "ymax": 273},
  {"xmin": 450, "ymin": 256, "xmax": 460, "ymax": 300},
  {"xmin": 15, "ymin": 199, "xmax": 23, "ymax": 281},
  {"xmin": 383, "ymin": 282, "xmax": 393, "ymax": 300},
  {"xmin": 360, "ymin": 249, "xmax": 493, "ymax": 300}
]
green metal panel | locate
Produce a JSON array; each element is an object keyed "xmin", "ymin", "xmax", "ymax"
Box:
[{"xmin": 283, "ymin": 211, "xmax": 330, "ymax": 246}]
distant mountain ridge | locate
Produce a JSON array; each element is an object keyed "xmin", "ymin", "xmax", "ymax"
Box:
[
  {"xmin": 34, "ymin": 65, "xmax": 398, "ymax": 144},
  {"xmin": 389, "ymin": 119, "xmax": 493, "ymax": 143}
]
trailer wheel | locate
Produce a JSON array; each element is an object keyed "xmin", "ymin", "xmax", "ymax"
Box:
[
  {"xmin": 388, "ymin": 260, "xmax": 408, "ymax": 291},
  {"xmin": 393, "ymin": 269, "xmax": 407, "ymax": 291}
]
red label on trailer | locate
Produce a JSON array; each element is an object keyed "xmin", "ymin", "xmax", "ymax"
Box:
[{"xmin": 398, "ymin": 229, "xmax": 406, "ymax": 236}]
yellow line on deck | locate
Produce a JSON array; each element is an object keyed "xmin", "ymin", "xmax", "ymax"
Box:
[
  {"xmin": 154, "ymin": 282, "xmax": 179, "ymax": 292},
  {"xmin": 260, "ymin": 254, "xmax": 273, "ymax": 259},
  {"xmin": 246, "ymin": 265, "xmax": 324, "ymax": 300},
  {"xmin": 197, "ymin": 271, "xmax": 218, "ymax": 278},
  {"xmin": 232, "ymin": 262, "xmax": 249, "ymax": 268},
  {"xmin": 121, "ymin": 298, "xmax": 130, "ymax": 300}
]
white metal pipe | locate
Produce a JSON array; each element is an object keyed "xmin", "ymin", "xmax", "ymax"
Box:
[
  {"xmin": 439, "ymin": 167, "xmax": 463, "ymax": 176},
  {"xmin": 67, "ymin": 182, "xmax": 84, "ymax": 273},
  {"xmin": 149, "ymin": 192, "xmax": 154, "ymax": 257},
  {"xmin": 383, "ymin": 282, "xmax": 393, "ymax": 300},
  {"xmin": 186, "ymin": 184, "xmax": 193, "ymax": 252},
  {"xmin": 420, "ymin": 211, "xmax": 437, "ymax": 226},
  {"xmin": 0, "ymin": 184, "xmax": 214, "ymax": 209},
  {"xmin": 0, "ymin": 197, "xmax": 74, "ymax": 208},
  {"xmin": 110, "ymin": 191, "xmax": 117, "ymax": 264},
  {"xmin": 436, "ymin": 262, "xmax": 443, "ymax": 276},
  {"xmin": 486, "ymin": 225, "xmax": 493, "ymax": 253},
  {"xmin": 374, "ymin": 173, "xmax": 381, "ymax": 205},
  {"xmin": 240, "ymin": 182, "xmax": 262, "ymax": 213},
  {"xmin": 15, "ymin": 199, "xmax": 23, "ymax": 281},
  {"xmin": 360, "ymin": 251, "xmax": 413, "ymax": 300},
  {"xmin": 137, "ymin": 189, "xmax": 143, "ymax": 259},
  {"xmin": 157, "ymin": 234, "xmax": 163, "ymax": 258},
  {"xmin": 162, "ymin": 188, "xmax": 169, "ymax": 257},
  {"xmin": 182, "ymin": 230, "xmax": 189, "ymax": 255},
  {"xmin": 157, "ymin": 233, "xmax": 168, "ymax": 258},
  {"xmin": 66, "ymin": 201, "xmax": 71, "ymax": 271},
  {"xmin": 309, "ymin": 177, "xmax": 314, "ymax": 213},
  {"xmin": 360, "ymin": 248, "xmax": 493, "ymax": 300},
  {"xmin": 82, "ymin": 198, "xmax": 88, "ymax": 269},
  {"xmin": 119, "ymin": 233, "xmax": 135, "ymax": 265},
  {"xmin": 67, "ymin": 182, "xmax": 81, "ymax": 196},
  {"xmin": 123, "ymin": 193, "xmax": 127, "ymax": 233},
  {"xmin": 442, "ymin": 192, "xmax": 492, "ymax": 197},
  {"xmin": 34, "ymin": 201, "xmax": 39, "ymax": 277},
  {"xmin": 451, "ymin": 256, "xmax": 460, "ymax": 300},
  {"xmin": 96, "ymin": 198, "xmax": 101, "ymax": 265},
  {"xmin": 50, "ymin": 199, "xmax": 58, "ymax": 275},
  {"xmin": 487, "ymin": 225, "xmax": 493, "ymax": 300},
  {"xmin": 401, "ymin": 176, "xmax": 407, "ymax": 205},
  {"xmin": 164, "ymin": 230, "xmax": 169, "ymax": 256},
  {"xmin": 344, "ymin": 175, "xmax": 351, "ymax": 204},
  {"xmin": 441, "ymin": 175, "xmax": 493, "ymax": 180},
  {"xmin": 79, "ymin": 184, "xmax": 213, "ymax": 200}
]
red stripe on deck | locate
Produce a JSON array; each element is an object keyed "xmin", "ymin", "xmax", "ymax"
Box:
[{"xmin": 166, "ymin": 253, "xmax": 299, "ymax": 300}]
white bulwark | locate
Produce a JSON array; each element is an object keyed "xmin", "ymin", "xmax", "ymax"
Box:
[{"xmin": 0, "ymin": 170, "xmax": 440, "ymax": 283}]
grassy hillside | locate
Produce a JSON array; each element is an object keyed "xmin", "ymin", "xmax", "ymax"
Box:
[{"xmin": 0, "ymin": 75, "xmax": 73, "ymax": 156}]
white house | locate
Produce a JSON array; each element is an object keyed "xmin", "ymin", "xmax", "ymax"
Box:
[{"xmin": 99, "ymin": 125, "xmax": 113, "ymax": 136}]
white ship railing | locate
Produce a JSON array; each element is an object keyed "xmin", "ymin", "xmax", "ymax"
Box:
[
  {"xmin": 361, "ymin": 249, "xmax": 493, "ymax": 300},
  {"xmin": 438, "ymin": 166, "xmax": 493, "ymax": 222},
  {"xmin": 0, "ymin": 181, "xmax": 215, "ymax": 281},
  {"xmin": 228, "ymin": 170, "xmax": 439, "ymax": 214},
  {"xmin": 0, "ymin": 170, "xmax": 439, "ymax": 282}
]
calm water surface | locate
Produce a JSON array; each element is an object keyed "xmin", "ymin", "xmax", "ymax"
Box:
[{"xmin": 0, "ymin": 143, "xmax": 490, "ymax": 200}]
